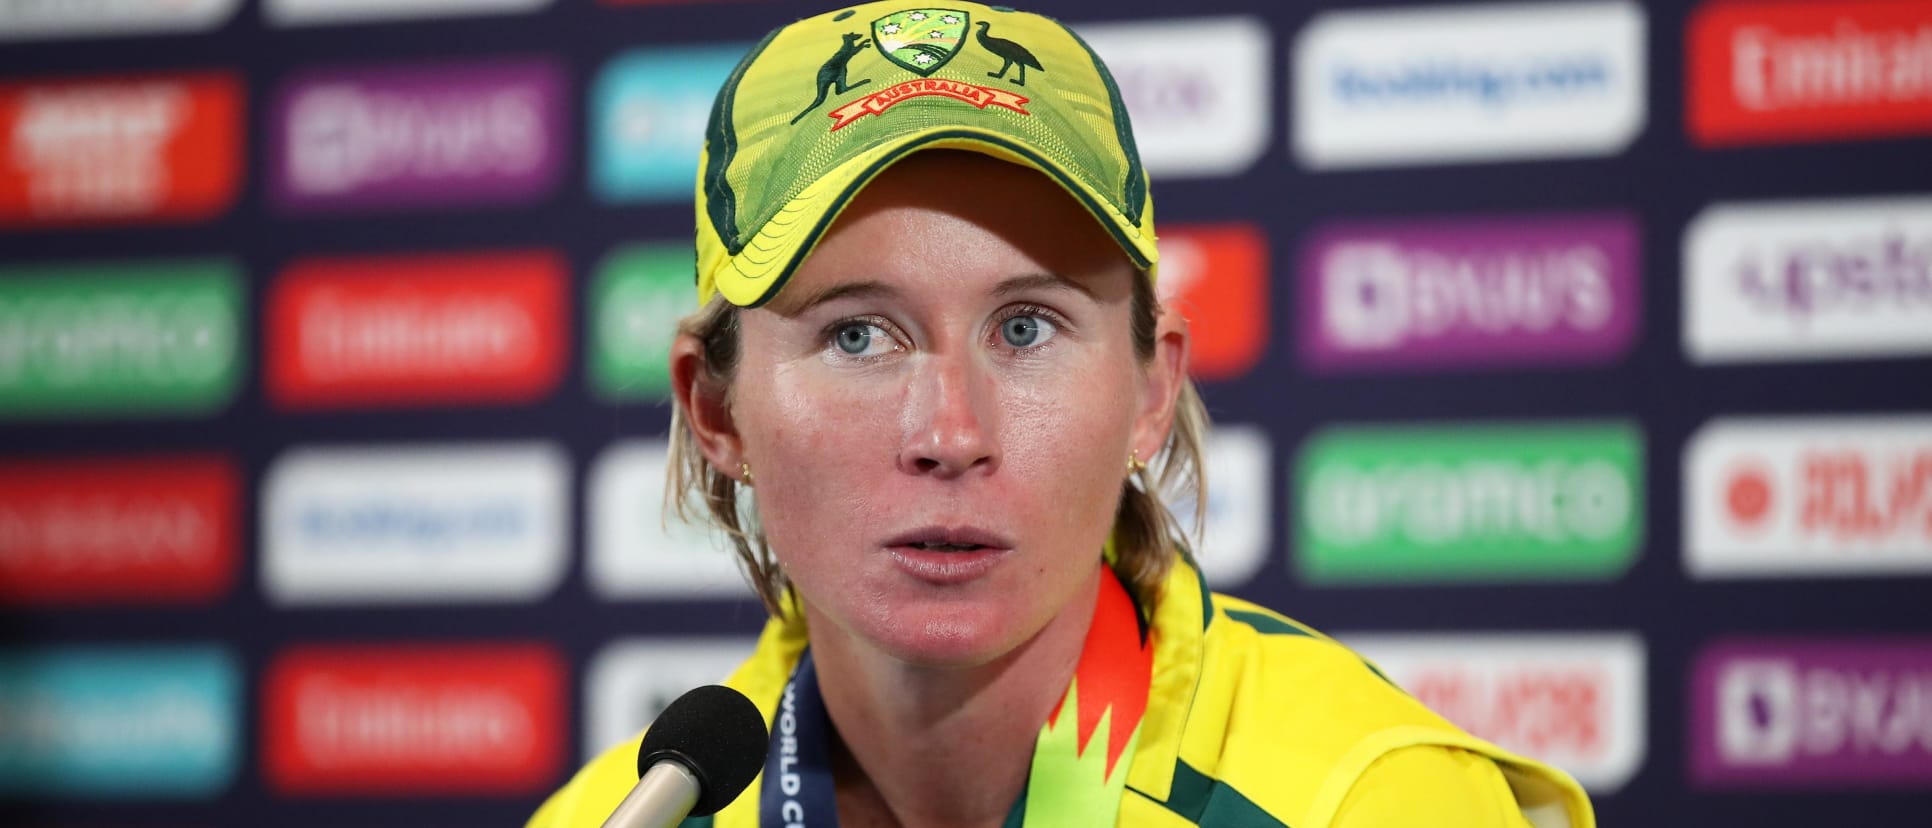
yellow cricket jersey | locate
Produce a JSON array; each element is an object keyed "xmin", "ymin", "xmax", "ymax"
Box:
[{"xmin": 528, "ymin": 557, "xmax": 1595, "ymax": 828}]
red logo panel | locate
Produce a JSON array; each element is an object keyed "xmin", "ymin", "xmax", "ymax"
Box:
[
  {"xmin": 262, "ymin": 643, "xmax": 566, "ymax": 796},
  {"xmin": 1157, "ymin": 223, "xmax": 1269, "ymax": 381},
  {"xmin": 0, "ymin": 456, "xmax": 239, "ymax": 606},
  {"xmin": 267, "ymin": 250, "xmax": 568, "ymax": 410},
  {"xmin": 0, "ymin": 72, "xmax": 241, "ymax": 227},
  {"xmin": 1689, "ymin": 1, "xmax": 1932, "ymax": 146}
]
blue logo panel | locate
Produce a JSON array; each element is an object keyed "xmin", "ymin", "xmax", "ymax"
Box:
[{"xmin": 591, "ymin": 44, "xmax": 749, "ymax": 204}]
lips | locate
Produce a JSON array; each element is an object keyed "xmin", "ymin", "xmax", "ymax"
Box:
[
  {"xmin": 882, "ymin": 526, "xmax": 1014, "ymax": 553},
  {"xmin": 883, "ymin": 526, "xmax": 1014, "ymax": 584}
]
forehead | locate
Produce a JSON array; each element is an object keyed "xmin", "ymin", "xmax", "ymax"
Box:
[{"xmin": 766, "ymin": 151, "xmax": 1135, "ymax": 313}]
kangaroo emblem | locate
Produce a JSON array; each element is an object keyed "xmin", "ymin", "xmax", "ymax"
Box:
[{"xmin": 791, "ymin": 32, "xmax": 873, "ymax": 125}]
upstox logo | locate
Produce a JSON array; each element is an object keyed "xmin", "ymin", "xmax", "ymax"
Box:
[
  {"xmin": 591, "ymin": 45, "xmax": 747, "ymax": 204},
  {"xmin": 1684, "ymin": 195, "xmax": 1932, "ymax": 364},
  {"xmin": 271, "ymin": 58, "xmax": 564, "ymax": 213},
  {"xmin": 1295, "ymin": 422, "xmax": 1643, "ymax": 584},
  {"xmin": 1346, "ymin": 633, "xmax": 1646, "ymax": 792},
  {"xmin": 0, "ymin": 455, "xmax": 238, "ymax": 606},
  {"xmin": 1076, "ymin": 17, "xmax": 1271, "ymax": 179},
  {"xmin": 0, "ymin": 646, "xmax": 239, "ymax": 798},
  {"xmin": 267, "ymin": 250, "xmax": 566, "ymax": 409},
  {"xmin": 1293, "ymin": 1, "xmax": 1646, "ymax": 169},
  {"xmin": 1300, "ymin": 213, "xmax": 1641, "ymax": 373},
  {"xmin": 1689, "ymin": 1, "xmax": 1932, "ymax": 147},
  {"xmin": 1693, "ymin": 638, "xmax": 1932, "ymax": 787},
  {"xmin": 587, "ymin": 440, "xmax": 745, "ymax": 599},
  {"xmin": 1685, "ymin": 415, "xmax": 1932, "ymax": 578},
  {"xmin": 0, "ymin": 260, "xmax": 242, "ymax": 418},
  {"xmin": 584, "ymin": 638, "xmax": 756, "ymax": 761},
  {"xmin": 261, "ymin": 442, "xmax": 569, "ymax": 605},
  {"xmin": 0, "ymin": 72, "xmax": 241, "ymax": 227},
  {"xmin": 262, "ymin": 643, "xmax": 564, "ymax": 795},
  {"xmin": 589, "ymin": 245, "xmax": 690, "ymax": 402}
]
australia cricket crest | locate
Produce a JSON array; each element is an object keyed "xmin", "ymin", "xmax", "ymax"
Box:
[{"xmin": 872, "ymin": 9, "xmax": 969, "ymax": 76}]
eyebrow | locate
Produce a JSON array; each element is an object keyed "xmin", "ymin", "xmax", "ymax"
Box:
[
  {"xmin": 992, "ymin": 272, "xmax": 1098, "ymax": 302},
  {"xmin": 777, "ymin": 271, "xmax": 1096, "ymax": 317}
]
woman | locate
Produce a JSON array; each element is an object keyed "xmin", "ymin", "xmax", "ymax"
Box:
[{"xmin": 532, "ymin": 3, "xmax": 1595, "ymax": 826}]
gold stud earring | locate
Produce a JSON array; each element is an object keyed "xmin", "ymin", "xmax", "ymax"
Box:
[
  {"xmin": 1127, "ymin": 450, "xmax": 1146, "ymax": 475},
  {"xmin": 739, "ymin": 462, "xmax": 755, "ymax": 487}
]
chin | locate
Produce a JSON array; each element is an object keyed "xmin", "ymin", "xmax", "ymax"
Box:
[{"xmin": 855, "ymin": 600, "xmax": 1033, "ymax": 669}]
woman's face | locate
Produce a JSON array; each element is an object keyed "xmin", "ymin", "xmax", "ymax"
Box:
[{"xmin": 698, "ymin": 151, "xmax": 1181, "ymax": 669}]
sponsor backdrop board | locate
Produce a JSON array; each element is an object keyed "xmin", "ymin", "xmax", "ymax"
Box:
[{"xmin": 1, "ymin": 0, "xmax": 1929, "ymax": 826}]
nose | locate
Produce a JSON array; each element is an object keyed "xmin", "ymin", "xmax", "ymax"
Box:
[{"xmin": 898, "ymin": 350, "xmax": 998, "ymax": 478}]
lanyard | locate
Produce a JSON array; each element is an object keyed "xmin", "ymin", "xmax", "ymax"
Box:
[{"xmin": 757, "ymin": 569, "xmax": 1152, "ymax": 828}]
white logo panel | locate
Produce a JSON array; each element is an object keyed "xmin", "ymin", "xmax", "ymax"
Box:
[
  {"xmin": 1684, "ymin": 195, "xmax": 1932, "ymax": 364},
  {"xmin": 1293, "ymin": 1, "xmax": 1646, "ymax": 169},
  {"xmin": 0, "ymin": 0, "xmax": 240, "ymax": 40},
  {"xmin": 1168, "ymin": 424, "xmax": 1272, "ymax": 589},
  {"xmin": 1078, "ymin": 16, "xmax": 1271, "ymax": 178},
  {"xmin": 589, "ymin": 440, "xmax": 748, "ymax": 599},
  {"xmin": 261, "ymin": 442, "xmax": 568, "ymax": 604},
  {"xmin": 1684, "ymin": 416, "xmax": 1932, "ymax": 578},
  {"xmin": 1344, "ymin": 632, "xmax": 1646, "ymax": 792},
  {"xmin": 585, "ymin": 638, "xmax": 757, "ymax": 760}
]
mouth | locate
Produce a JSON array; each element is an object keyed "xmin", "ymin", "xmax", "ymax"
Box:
[
  {"xmin": 882, "ymin": 526, "xmax": 1013, "ymax": 583},
  {"xmin": 883, "ymin": 526, "xmax": 1013, "ymax": 553}
]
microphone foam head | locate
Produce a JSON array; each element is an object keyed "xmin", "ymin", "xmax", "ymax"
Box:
[{"xmin": 636, "ymin": 684, "xmax": 769, "ymax": 817}]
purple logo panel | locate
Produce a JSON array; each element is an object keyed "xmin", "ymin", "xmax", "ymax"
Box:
[
  {"xmin": 270, "ymin": 57, "xmax": 565, "ymax": 213},
  {"xmin": 1298, "ymin": 213, "xmax": 1641, "ymax": 372},
  {"xmin": 1691, "ymin": 638, "xmax": 1932, "ymax": 788}
]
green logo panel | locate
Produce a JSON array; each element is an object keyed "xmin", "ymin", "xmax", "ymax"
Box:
[
  {"xmin": 590, "ymin": 244, "xmax": 691, "ymax": 402},
  {"xmin": 0, "ymin": 260, "xmax": 243, "ymax": 418},
  {"xmin": 1294, "ymin": 421, "xmax": 1643, "ymax": 585}
]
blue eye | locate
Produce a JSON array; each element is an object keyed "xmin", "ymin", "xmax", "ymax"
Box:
[
  {"xmin": 833, "ymin": 322, "xmax": 893, "ymax": 356},
  {"xmin": 999, "ymin": 314, "xmax": 1055, "ymax": 348}
]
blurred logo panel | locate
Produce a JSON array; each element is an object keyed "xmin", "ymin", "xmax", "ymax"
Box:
[
  {"xmin": 1076, "ymin": 17, "xmax": 1270, "ymax": 179},
  {"xmin": 1689, "ymin": 1, "xmax": 1932, "ymax": 147},
  {"xmin": 1692, "ymin": 639, "xmax": 1932, "ymax": 787},
  {"xmin": 0, "ymin": 646, "xmax": 239, "ymax": 798},
  {"xmin": 589, "ymin": 244, "xmax": 689, "ymax": 402},
  {"xmin": 591, "ymin": 45, "xmax": 747, "ymax": 204},
  {"xmin": 1164, "ymin": 424, "xmax": 1272, "ymax": 590},
  {"xmin": 1346, "ymin": 632, "xmax": 1646, "ymax": 792},
  {"xmin": 0, "ymin": 455, "xmax": 237, "ymax": 606},
  {"xmin": 266, "ymin": 0, "xmax": 554, "ymax": 26},
  {"xmin": 1295, "ymin": 422, "xmax": 1643, "ymax": 585},
  {"xmin": 1684, "ymin": 195, "xmax": 1932, "ymax": 364},
  {"xmin": 0, "ymin": 0, "xmax": 240, "ymax": 40},
  {"xmin": 588, "ymin": 439, "xmax": 745, "ymax": 600},
  {"xmin": 584, "ymin": 638, "xmax": 756, "ymax": 761},
  {"xmin": 262, "ymin": 643, "xmax": 564, "ymax": 795},
  {"xmin": 1685, "ymin": 416, "xmax": 1932, "ymax": 578},
  {"xmin": 266, "ymin": 250, "xmax": 566, "ymax": 410},
  {"xmin": 261, "ymin": 442, "xmax": 569, "ymax": 605},
  {"xmin": 0, "ymin": 72, "xmax": 241, "ymax": 227},
  {"xmin": 1293, "ymin": 1, "xmax": 1645, "ymax": 169},
  {"xmin": 1301, "ymin": 213, "xmax": 1641, "ymax": 373},
  {"xmin": 270, "ymin": 58, "xmax": 564, "ymax": 213},
  {"xmin": 0, "ymin": 259, "xmax": 242, "ymax": 418},
  {"xmin": 1156, "ymin": 223, "xmax": 1269, "ymax": 382}
]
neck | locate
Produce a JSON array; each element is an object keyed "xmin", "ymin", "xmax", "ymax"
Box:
[{"xmin": 804, "ymin": 566, "xmax": 1103, "ymax": 828}]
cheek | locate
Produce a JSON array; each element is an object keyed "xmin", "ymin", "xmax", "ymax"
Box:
[{"xmin": 736, "ymin": 362, "xmax": 902, "ymax": 549}]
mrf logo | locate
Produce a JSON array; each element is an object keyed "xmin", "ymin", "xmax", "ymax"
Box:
[{"xmin": 792, "ymin": 7, "xmax": 1037, "ymax": 131}]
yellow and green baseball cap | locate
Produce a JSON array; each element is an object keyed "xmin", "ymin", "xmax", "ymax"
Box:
[{"xmin": 695, "ymin": 1, "xmax": 1158, "ymax": 307}]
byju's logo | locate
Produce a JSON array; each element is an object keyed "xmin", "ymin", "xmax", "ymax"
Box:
[
  {"xmin": 1684, "ymin": 195, "xmax": 1932, "ymax": 364},
  {"xmin": 1346, "ymin": 633, "xmax": 1646, "ymax": 792},
  {"xmin": 267, "ymin": 0, "xmax": 554, "ymax": 27},
  {"xmin": 1295, "ymin": 421, "xmax": 1643, "ymax": 585},
  {"xmin": 0, "ymin": 73, "xmax": 241, "ymax": 227},
  {"xmin": 0, "ymin": 260, "xmax": 243, "ymax": 418},
  {"xmin": 1300, "ymin": 213, "xmax": 1640, "ymax": 372},
  {"xmin": 584, "ymin": 638, "xmax": 757, "ymax": 760},
  {"xmin": 1693, "ymin": 638, "xmax": 1932, "ymax": 787},
  {"xmin": 1076, "ymin": 17, "xmax": 1271, "ymax": 179},
  {"xmin": 0, "ymin": 646, "xmax": 239, "ymax": 797},
  {"xmin": 271, "ymin": 58, "xmax": 564, "ymax": 213},
  {"xmin": 261, "ymin": 442, "xmax": 569, "ymax": 605},
  {"xmin": 1293, "ymin": 1, "xmax": 1645, "ymax": 169},
  {"xmin": 263, "ymin": 643, "xmax": 564, "ymax": 795},
  {"xmin": 591, "ymin": 45, "xmax": 747, "ymax": 203},
  {"xmin": 1689, "ymin": 1, "xmax": 1932, "ymax": 147},
  {"xmin": 1685, "ymin": 415, "xmax": 1932, "ymax": 578}
]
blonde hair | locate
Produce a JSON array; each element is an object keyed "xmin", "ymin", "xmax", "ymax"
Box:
[{"xmin": 666, "ymin": 272, "xmax": 1211, "ymax": 615}]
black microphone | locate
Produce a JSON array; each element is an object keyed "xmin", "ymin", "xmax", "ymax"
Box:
[{"xmin": 599, "ymin": 684, "xmax": 769, "ymax": 828}]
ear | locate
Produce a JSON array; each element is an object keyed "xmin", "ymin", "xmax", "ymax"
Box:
[
  {"xmin": 1130, "ymin": 304, "xmax": 1189, "ymax": 465},
  {"xmin": 670, "ymin": 331, "xmax": 744, "ymax": 480}
]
